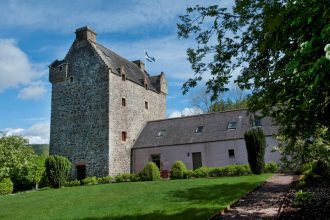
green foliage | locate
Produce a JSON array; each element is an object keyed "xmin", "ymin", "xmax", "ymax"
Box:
[
  {"xmin": 45, "ymin": 155, "xmax": 71, "ymax": 188},
  {"xmin": 170, "ymin": 161, "xmax": 187, "ymax": 179},
  {"xmin": 293, "ymin": 190, "xmax": 314, "ymax": 207},
  {"xmin": 30, "ymin": 144, "xmax": 49, "ymax": 156},
  {"xmin": 129, "ymin": 173, "xmax": 141, "ymax": 182},
  {"xmin": 209, "ymin": 164, "xmax": 252, "ymax": 177},
  {"xmin": 82, "ymin": 176, "xmax": 98, "ymax": 185},
  {"xmin": 192, "ymin": 166, "xmax": 210, "ymax": 178},
  {"xmin": 276, "ymin": 127, "xmax": 330, "ymax": 173},
  {"xmin": 140, "ymin": 162, "xmax": 160, "ymax": 181},
  {"xmin": 97, "ymin": 176, "xmax": 113, "ymax": 184},
  {"xmin": 264, "ymin": 162, "xmax": 279, "ymax": 173},
  {"xmin": 30, "ymin": 156, "xmax": 46, "ymax": 189},
  {"xmin": 244, "ymin": 128, "xmax": 266, "ymax": 174},
  {"xmin": 184, "ymin": 170, "xmax": 194, "ymax": 179},
  {"xmin": 178, "ymin": 1, "xmax": 330, "ymax": 163},
  {"xmin": 65, "ymin": 180, "xmax": 81, "ymax": 187},
  {"xmin": 0, "ymin": 178, "xmax": 13, "ymax": 195},
  {"xmin": 115, "ymin": 173, "xmax": 131, "ymax": 182}
]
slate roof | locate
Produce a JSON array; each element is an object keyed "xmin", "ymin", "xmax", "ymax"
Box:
[
  {"xmin": 133, "ymin": 109, "xmax": 278, "ymax": 149},
  {"xmin": 93, "ymin": 42, "xmax": 159, "ymax": 93}
]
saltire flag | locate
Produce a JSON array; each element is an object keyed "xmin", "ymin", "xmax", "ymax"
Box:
[{"xmin": 145, "ymin": 51, "xmax": 155, "ymax": 62}]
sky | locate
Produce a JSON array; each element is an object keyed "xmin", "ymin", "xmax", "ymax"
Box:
[{"xmin": 0, "ymin": 0, "xmax": 234, "ymax": 144}]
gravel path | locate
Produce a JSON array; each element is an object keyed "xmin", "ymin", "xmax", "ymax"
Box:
[{"xmin": 211, "ymin": 174, "xmax": 298, "ymax": 220}]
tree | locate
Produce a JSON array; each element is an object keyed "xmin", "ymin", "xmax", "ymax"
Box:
[
  {"xmin": 45, "ymin": 155, "xmax": 71, "ymax": 188},
  {"xmin": 244, "ymin": 128, "xmax": 266, "ymax": 174},
  {"xmin": 30, "ymin": 156, "xmax": 46, "ymax": 190},
  {"xmin": 177, "ymin": 0, "xmax": 330, "ymax": 142}
]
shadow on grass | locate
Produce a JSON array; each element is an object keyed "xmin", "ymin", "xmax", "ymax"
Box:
[
  {"xmin": 79, "ymin": 208, "xmax": 215, "ymax": 220},
  {"xmin": 168, "ymin": 182, "xmax": 259, "ymax": 204}
]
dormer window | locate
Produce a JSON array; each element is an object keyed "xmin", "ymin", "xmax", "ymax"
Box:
[
  {"xmin": 227, "ymin": 121, "xmax": 237, "ymax": 130},
  {"xmin": 255, "ymin": 119, "xmax": 262, "ymax": 127},
  {"xmin": 157, "ymin": 130, "xmax": 166, "ymax": 137},
  {"xmin": 195, "ymin": 126, "xmax": 204, "ymax": 134}
]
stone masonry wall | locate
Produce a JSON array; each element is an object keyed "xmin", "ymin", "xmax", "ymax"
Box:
[
  {"xmin": 49, "ymin": 40, "xmax": 110, "ymax": 178},
  {"xmin": 108, "ymin": 72, "xmax": 166, "ymax": 175}
]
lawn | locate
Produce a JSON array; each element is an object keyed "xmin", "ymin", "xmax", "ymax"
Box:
[{"xmin": 0, "ymin": 174, "xmax": 272, "ymax": 220}]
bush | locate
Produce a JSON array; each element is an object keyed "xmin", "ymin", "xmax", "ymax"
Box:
[
  {"xmin": 184, "ymin": 170, "xmax": 194, "ymax": 179},
  {"xmin": 45, "ymin": 155, "xmax": 71, "ymax": 188},
  {"xmin": 140, "ymin": 162, "xmax": 160, "ymax": 181},
  {"xmin": 97, "ymin": 176, "xmax": 113, "ymax": 184},
  {"xmin": 82, "ymin": 176, "xmax": 98, "ymax": 185},
  {"xmin": 170, "ymin": 161, "xmax": 187, "ymax": 179},
  {"xmin": 65, "ymin": 180, "xmax": 81, "ymax": 187},
  {"xmin": 293, "ymin": 190, "xmax": 314, "ymax": 207},
  {"xmin": 0, "ymin": 178, "xmax": 13, "ymax": 195},
  {"xmin": 244, "ymin": 128, "xmax": 266, "ymax": 174},
  {"xmin": 265, "ymin": 162, "xmax": 279, "ymax": 173},
  {"xmin": 115, "ymin": 173, "xmax": 131, "ymax": 182},
  {"xmin": 313, "ymin": 160, "xmax": 330, "ymax": 180},
  {"xmin": 209, "ymin": 164, "xmax": 252, "ymax": 177},
  {"xmin": 193, "ymin": 166, "xmax": 210, "ymax": 178},
  {"xmin": 129, "ymin": 173, "xmax": 141, "ymax": 182}
]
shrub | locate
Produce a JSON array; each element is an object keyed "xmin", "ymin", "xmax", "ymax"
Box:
[
  {"xmin": 313, "ymin": 160, "xmax": 330, "ymax": 180},
  {"xmin": 115, "ymin": 173, "xmax": 131, "ymax": 182},
  {"xmin": 184, "ymin": 170, "xmax": 194, "ymax": 179},
  {"xmin": 293, "ymin": 190, "xmax": 314, "ymax": 207},
  {"xmin": 82, "ymin": 176, "xmax": 98, "ymax": 185},
  {"xmin": 170, "ymin": 161, "xmax": 187, "ymax": 179},
  {"xmin": 129, "ymin": 173, "xmax": 141, "ymax": 182},
  {"xmin": 265, "ymin": 162, "xmax": 279, "ymax": 173},
  {"xmin": 65, "ymin": 180, "xmax": 81, "ymax": 187},
  {"xmin": 244, "ymin": 128, "xmax": 266, "ymax": 174},
  {"xmin": 193, "ymin": 166, "xmax": 210, "ymax": 178},
  {"xmin": 0, "ymin": 178, "xmax": 13, "ymax": 195},
  {"xmin": 209, "ymin": 165, "xmax": 252, "ymax": 177},
  {"xmin": 45, "ymin": 155, "xmax": 71, "ymax": 188},
  {"xmin": 97, "ymin": 176, "xmax": 113, "ymax": 184},
  {"xmin": 140, "ymin": 162, "xmax": 160, "ymax": 181}
]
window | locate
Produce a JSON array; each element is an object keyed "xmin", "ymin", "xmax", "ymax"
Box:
[
  {"xmin": 121, "ymin": 131, "xmax": 127, "ymax": 142},
  {"xmin": 116, "ymin": 67, "xmax": 121, "ymax": 74},
  {"xmin": 255, "ymin": 119, "xmax": 262, "ymax": 127},
  {"xmin": 145, "ymin": 83, "xmax": 148, "ymax": 90},
  {"xmin": 59, "ymin": 66, "xmax": 63, "ymax": 71},
  {"xmin": 228, "ymin": 149, "xmax": 235, "ymax": 158},
  {"xmin": 227, "ymin": 121, "xmax": 237, "ymax": 130},
  {"xmin": 195, "ymin": 126, "xmax": 204, "ymax": 133},
  {"xmin": 145, "ymin": 101, "xmax": 149, "ymax": 110},
  {"xmin": 70, "ymin": 76, "xmax": 74, "ymax": 83},
  {"xmin": 122, "ymin": 98, "xmax": 126, "ymax": 107},
  {"xmin": 151, "ymin": 154, "xmax": 160, "ymax": 169},
  {"xmin": 157, "ymin": 130, "xmax": 166, "ymax": 137},
  {"xmin": 121, "ymin": 73, "xmax": 126, "ymax": 81}
]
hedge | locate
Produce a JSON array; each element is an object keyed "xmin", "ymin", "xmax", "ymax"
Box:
[
  {"xmin": 140, "ymin": 162, "xmax": 160, "ymax": 181},
  {"xmin": 0, "ymin": 178, "xmax": 13, "ymax": 195}
]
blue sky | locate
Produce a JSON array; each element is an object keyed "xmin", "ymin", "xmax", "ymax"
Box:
[{"xmin": 0, "ymin": 0, "xmax": 233, "ymax": 144}]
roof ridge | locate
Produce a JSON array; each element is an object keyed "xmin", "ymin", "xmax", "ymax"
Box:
[{"xmin": 149, "ymin": 108, "xmax": 250, "ymax": 123}]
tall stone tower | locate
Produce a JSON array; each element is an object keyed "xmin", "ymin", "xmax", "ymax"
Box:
[{"xmin": 49, "ymin": 26, "xmax": 167, "ymax": 179}]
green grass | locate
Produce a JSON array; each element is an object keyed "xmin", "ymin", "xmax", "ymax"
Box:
[{"xmin": 0, "ymin": 174, "xmax": 272, "ymax": 220}]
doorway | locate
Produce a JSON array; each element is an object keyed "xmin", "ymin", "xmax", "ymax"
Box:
[
  {"xmin": 76, "ymin": 164, "xmax": 86, "ymax": 180},
  {"xmin": 192, "ymin": 152, "xmax": 202, "ymax": 170}
]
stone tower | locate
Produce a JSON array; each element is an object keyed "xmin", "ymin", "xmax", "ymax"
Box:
[{"xmin": 49, "ymin": 26, "xmax": 167, "ymax": 179}]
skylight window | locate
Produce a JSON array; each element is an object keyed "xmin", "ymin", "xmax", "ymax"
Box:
[
  {"xmin": 157, "ymin": 130, "xmax": 166, "ymax": 137},
  {"xmin": 227, "ymin": 121, "xmax": 237, "ymax": 130},
  {"xmin": 255, "ymin": 119, "xmax": 262, "ymax": 127},
  {"xmin": 195, "ymin": 126, "xmax": 204, "ymax": 133}
]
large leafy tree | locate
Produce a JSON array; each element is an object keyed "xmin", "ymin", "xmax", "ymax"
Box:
[{"xmin": 177, "ymin": 0, "xmax": 330, "ymax": 140}]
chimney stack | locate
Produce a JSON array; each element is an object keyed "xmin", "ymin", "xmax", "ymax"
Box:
[
  {"xmin": 132, "ymin": 60, "xmax": 145, "ymax": 72},
  {"xmin": 75, "ymin": 26, "xmax": 97, "ymax": 42}
]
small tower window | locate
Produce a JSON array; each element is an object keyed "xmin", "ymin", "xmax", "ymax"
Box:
[
  {"xmin": 122, "ymin": 98, "xmax": 126, "ymax": 107},
  {"xmin": 70, "ymin": 76, "xmax": 74, "ymax": 83},
  {"xmin": 121, "ymin": 73, "xmax": 126, "ymax": 81},
  {"xmin": 195, "ymin": 126, "xmax": 204, "ymax": 134},
  {"xmin": 145, "ymin": 101, "xmax": 149, "ymax": 110},
  {"xmin": 228, "ymin": 149, "xmax": 235, "ymax": 158},
  {"xmin": 121, "ymin": 131, "xmax": 127, "ymax": 142},
  {"xmin": 145, "ymin": 83, "xmax": 148, "ymax": 90}
]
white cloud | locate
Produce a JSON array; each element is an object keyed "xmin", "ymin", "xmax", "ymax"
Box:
[
  {"xmin": 0, "ymin": 39, "xmax": 47, "ymax": 99},
  {"xmin": 17, "ymin": 82, "xmax": 47, "ymax": 100},
  {"xmin": 3, "ymin": 122, "xmax": 50, "ymax": 144},
  {"xmin": 168, "ymin": 107, "xmax": 204, "ymax": 118}
]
